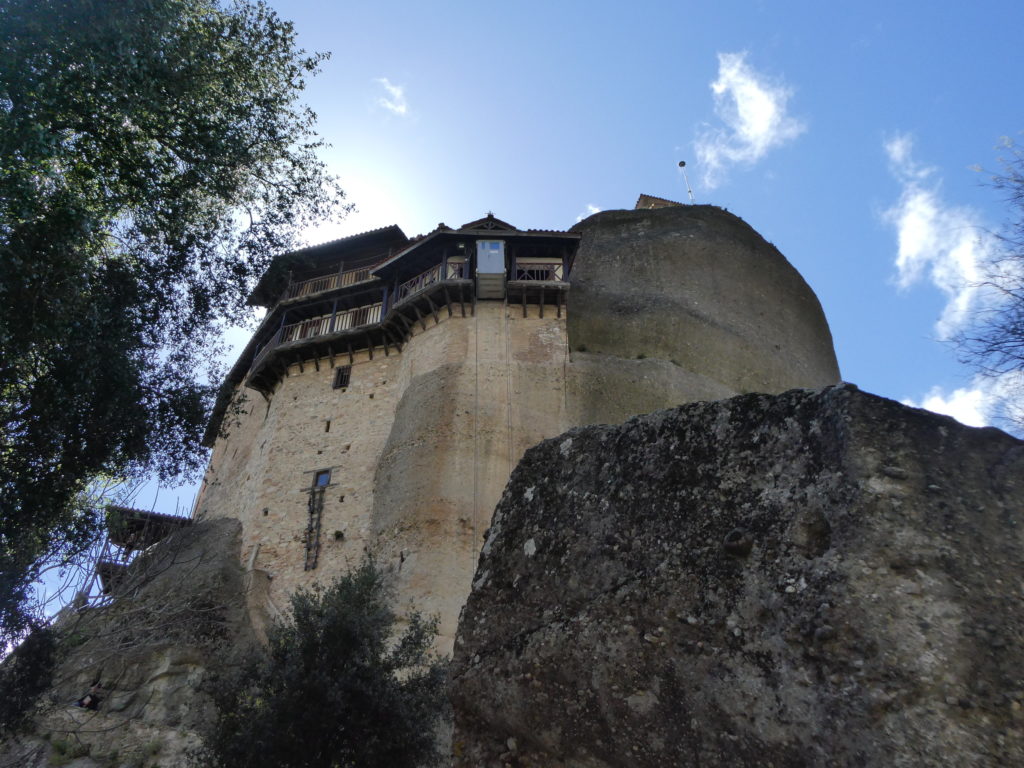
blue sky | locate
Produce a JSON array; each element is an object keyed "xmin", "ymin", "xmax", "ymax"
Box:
[{"xmin": 131, "ymin": 0, "xmax": 1024, "ymax": 517}]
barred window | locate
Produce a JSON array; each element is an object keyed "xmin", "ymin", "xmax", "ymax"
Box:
[{"xmin": 332, "ymin": 365, "xmax": 351, "ymax": 389}]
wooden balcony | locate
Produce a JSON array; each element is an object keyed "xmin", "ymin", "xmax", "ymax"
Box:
[
  {"xmin": 247, "ymin": 298, "xmax": 394, "ymax": 393},
  {"xmin": 283, "ymin": 263, "xmax": 380, "ymax": 302},
  {"xmin": 506, "ymin": 260, "xmax": 569, "ymax": 317},
  {"xmin": 243, "ymin": 258, "xmax": 567, "ymax": 392}
]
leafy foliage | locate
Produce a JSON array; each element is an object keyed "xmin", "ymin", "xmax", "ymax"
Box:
[
  {"xmin": 0, "ymin": 625, "xmax": 56, "ymax": 734},
  {"xmin": 199, "ymin": 560, "xmax": 448, "ymax": 768},
  {"xmin": 959, "ymin": 136, "xmax": 1024, "ymax": 426},
  {"xmin": 0, "ymin": 0, "xmax": 345, "ymax": 643}
]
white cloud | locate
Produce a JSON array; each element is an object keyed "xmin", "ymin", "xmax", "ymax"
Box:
[
  {"xmin": 374, "ymin": 77, "xmax": 408, "ymax": 117},
  {"xmin": 903, "ymin": 372, "xmax": 1024, "ymax": 430},
  {"xmin": 882, "ymin": 134, "xmax": 1000, "ymax": 339},
  {"xmin": 694, "ymin": 52, "xmax": 806, "ymax": 188},
  {"xmin": 575, "ymin": 204, "xmax": 602, "ymax": 223}
]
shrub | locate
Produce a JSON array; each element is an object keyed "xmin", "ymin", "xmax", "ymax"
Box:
[
  {"xmin": 198, "ymin": 559, "xmax": 447, "ymax": 768},
  {"xmin": 0, "ymin": 625, "xmax": 56, "ymax": 734}
]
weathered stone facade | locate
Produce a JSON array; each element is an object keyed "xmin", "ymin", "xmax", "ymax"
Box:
[{"xmin": 197, "ymin": 203, "xmax": 842, "ymax": 651}]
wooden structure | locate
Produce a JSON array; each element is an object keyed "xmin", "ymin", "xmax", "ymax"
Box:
[
  {"xmin": 94, "ymin": 506, "xmax": 192, "ymax": 594},
  {"xmin": 204, "ymin": 214, "xmax": 580, "ymax": 444}
]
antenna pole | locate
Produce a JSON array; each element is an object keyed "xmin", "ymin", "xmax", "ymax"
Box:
[{"xmin": 678, "ymin": 161, "xmax": 696, "ymax": 204}]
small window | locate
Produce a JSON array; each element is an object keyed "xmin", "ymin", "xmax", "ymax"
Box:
[
  {"xmin": 333, "ymin": 366, "xmax": 351, "ymax": 389},
  {"xmin": 314, "ymin": 469, "xmax": 331, "ymax": 487}
]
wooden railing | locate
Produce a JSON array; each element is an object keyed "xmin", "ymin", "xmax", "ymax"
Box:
[
  {"xmin": 513, "ymin": 262, "xmax": 564, "ymax": 281},
  {"xmin": 251, "ymin": 302, "xmax": 383, "ymax": 371},
  {"xmin": 396, "ymin": 261, "xmax": 469, "ymax": 304},
  {"xmin": 285, "ymin": 265, "xmax": 377, "ymax": 300}
]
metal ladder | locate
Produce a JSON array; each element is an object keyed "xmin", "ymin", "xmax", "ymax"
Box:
[{"xmin": 304, "ymin": 486, "xmax": 324, "ymax": 570}]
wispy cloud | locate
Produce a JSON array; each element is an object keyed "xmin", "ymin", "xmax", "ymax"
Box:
[
  {"xmin": 374, "ymin": 77, "xmax": 408, "ymax": 117},
  {"xmin": 882, "ymin": 134, "xmax": 999, "ymax": 339},
  {"xmin": 576, "ymin": 204, "xmax": 602, "ymax": 223},
  {"xmin": 694, "ymin": 52, "xmax": 806, "ymax": 188},
  {"xmin": 903, "ymin": 371, "xmax": 1024, "ymax": 430}
]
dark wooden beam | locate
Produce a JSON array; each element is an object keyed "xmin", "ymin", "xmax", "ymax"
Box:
[
  {"xmin": 393, "ymin": 309, "xmax": 413, "ymax": 334},
  {"xmin": 539, "ymin": 287, "xmax": 544, "ymax": 318},
  {"xmin": 384, "ymin": 327, "xmax": 403, "ymax": 354},
  {"xmin": 522, "ymin": 291, "xmax": 527, "ymax": 318},
  {"xmin": 412, "ymin": 303, "xmax": 428, "ymax": 331},
  {"xmin": 366, "ymin": 334, "xmax": 374, "ymax": 360},
  {"xmin": 424, "ymin": 293, "xmax": 441, "ymax": 325},
  {"xmin": 459, "ymin": 283, "xmax": 466, "ymax": 317},
  {"xmin": 347, "ymin": 343, "xmax": 354, "ymax": 366},
  {"xmin": 442, "ymin": 285, "xmax": 453, "ymax": 317},
  {"xmin": 313, "ymin": 355, "xmax": 320, "ymax": 372},
  {"xmin": 328, "ymin": 344, "xmax": 335, "ymax": 368},
  {"xmin": 557, "ymin": 291, "xmax": 562, "ymax": 318}
]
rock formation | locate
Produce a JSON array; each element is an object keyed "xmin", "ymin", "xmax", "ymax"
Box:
[
  {"xmin": 451, "ymin": 385, "xmax": 1024, "ymax": 767},
  {"xmin": 196, "ymin": 204, "xmax": 841, "ymax": 655},
  {"xmin": 0, "ymin": 519, "xmax": 259, "ymax": 768}
]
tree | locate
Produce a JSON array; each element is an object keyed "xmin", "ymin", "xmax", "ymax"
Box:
[
  {"xmin": 198, "ymin": 560, "xmax": 448, "ymax": 768},
  {"xmin": 0, "ymin": 0, "xmax": 345, "ymax": 644},
  {"xmin": 958, "ymin": 136, "xmax": 1024, "ymax": 428}
]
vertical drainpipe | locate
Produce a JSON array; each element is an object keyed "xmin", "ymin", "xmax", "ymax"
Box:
[{"xmin": 381, "ymin": 285, "xmax": 389, "ymax": 316}]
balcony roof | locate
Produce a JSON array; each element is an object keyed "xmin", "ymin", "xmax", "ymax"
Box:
[
  {"xmin": 249, "ymin": 225, "xmax": 408, "ymax": 308},
  {"xmin": 372, "ymin": 216, "xmax": 578, "ymax": 281}
]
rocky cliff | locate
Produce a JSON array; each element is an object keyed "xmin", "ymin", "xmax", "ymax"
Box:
[
  {"xmin": 0, "ymin": 518, "xmax": 260, "ymax": 768},
  {"xmin": 451, "ymin": 385, "xmax": 1024, "ymax": 767}
]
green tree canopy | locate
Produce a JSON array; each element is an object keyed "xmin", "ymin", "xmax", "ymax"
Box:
[
  {"xmin": 0, "ymin": 0, "xmax": 345, "ymax": 643},
  {"xmin": 200, "ymin": 560, "xmax": 448, "ymax": 768}
]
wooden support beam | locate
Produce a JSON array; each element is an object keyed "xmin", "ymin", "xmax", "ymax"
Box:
[
  {"xmin": 366, "ymin": 334, "xmax": 374, "ymax": 360},
  {"xmin": 393, "ymin": 309, "xmax": 413, "ymax": 333},
  {"xmin": 347, "ymin": 343, "xmax": 354, "ymax": 366},
  {"xmin": 522, "ymin": 291, "xmax": 527, "ymax": 318},
  {"xmin": 472, "ymin": 290, "xmax": 477, "ymax": 317},
  {"xmin": 557, "ymin": 290, "xmax": 562, "ymax": 318},
  {"xmin": 412, "ymin": 303, "xmax": 428, "ymax": 331},
  {"xmin": 328, "ymin": 344, "xmax": 335, "ymax": 368},
  {"xmin": 383, "ymin": 327, "xmax": 402, "ymax": 353},
  {"xmin": 383, "ymin": 334, "xmax": 390, "ymax": 357},
  {"xmin": 424, "ymin": 293, "xmax": 441, "ymax": 325},
  {"xmin": 539, "ymin": 287, "xmax": 544, "ymax": 318},
  {"xmin": 298, "ymin": 358, "xmax": 305, "ymax": 374},
  {"xmin": 459, "ymin": 284, "xmax": 466, "ymax": 317},
  {"xmin": 313, "ymin": 356, "xmax": 320, "ymax": 372},
  {"xmin": 442, "ymin": 285, "xmax": 453, "ymax": 317}
]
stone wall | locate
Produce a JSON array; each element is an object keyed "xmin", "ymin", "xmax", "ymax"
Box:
[{"xmin": 198, "ymin": 304, "xmax": 574, "ymax": 650}]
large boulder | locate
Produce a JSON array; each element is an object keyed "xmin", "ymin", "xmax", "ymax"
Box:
[
  {"xmin": 451, "ymin": 385, "xmax": 1024, "ymax": 767},
  {"xmin": 566, "ymin": 206, "xmax": 840, "ymax": 426}
]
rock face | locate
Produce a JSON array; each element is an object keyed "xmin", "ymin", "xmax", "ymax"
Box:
[
  {"xmin": 0, "ymin": 518, "xmax": 260, "ymax": 768},
  {"xmin": 451, "ymin": 385, "xmax": 1024, "ymax": 767},
  {"xmin": 566, "ymin": 207, "xmax": 840, "ymax": 426}
]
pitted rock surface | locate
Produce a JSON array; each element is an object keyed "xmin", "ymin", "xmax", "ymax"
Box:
[{"xmin": 451, "ymin": 385, "xmax": 1024, "ymax": 767}]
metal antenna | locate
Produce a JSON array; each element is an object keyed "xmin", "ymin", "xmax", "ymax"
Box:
[{"xmin": 678, "ymin": 160, "xmax": 696, "ymax": 204}]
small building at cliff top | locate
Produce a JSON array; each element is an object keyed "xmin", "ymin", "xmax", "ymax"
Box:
[{"xmin": 193, "ymin": 197, "xmax": 842, "ymax": 650}]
